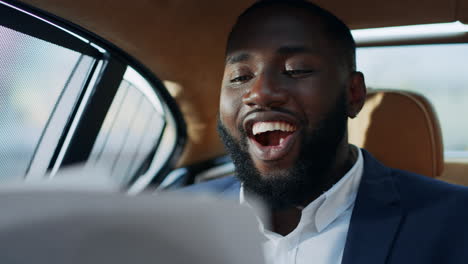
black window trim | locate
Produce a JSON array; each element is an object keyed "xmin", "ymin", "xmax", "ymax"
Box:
[
  {"xmin": 55, "ymin": 56, "xmax": 127, "ymax": 168},
  {"xmin": 0, "ymin": 1, "xmax": 101, "ymax": 58},
  {"xmin": 48, "ymin": 59, "xmax": 107, "ymax": 177},
  {"xmin": 25, "ymin": 54, "xmax": 98, "ymax": 179}
]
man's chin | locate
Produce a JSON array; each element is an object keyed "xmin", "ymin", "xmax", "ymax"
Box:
[
  {"xmin": 241, "ymin": 173, "xmax": 305, "ymax": 210},
  {"xmin": 250, "ymin": 159, "xmax": 296, "ymax": 180}
]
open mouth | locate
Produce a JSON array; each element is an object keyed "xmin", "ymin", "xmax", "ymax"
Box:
[
  {"xmin": 252, "ymin": 122, "xmax": 296, "ymax": 147},
  {"xmin": 247, "ymin": 121, "xmax": 298, "ymax": 161}
]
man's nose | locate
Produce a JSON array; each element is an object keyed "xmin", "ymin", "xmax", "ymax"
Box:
[{"xmin": 242, "ymin": 74, "xmax": 288, "ymax": 108}]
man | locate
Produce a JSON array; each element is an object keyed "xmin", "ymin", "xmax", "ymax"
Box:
[{"xmin": 186, "ymin": 0, "xmax": 468, "ymax": 263}]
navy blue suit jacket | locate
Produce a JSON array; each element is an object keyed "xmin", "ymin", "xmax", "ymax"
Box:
[{"xmin": 185, "ymin": 149, "xmax": 468, "ymax": 263}]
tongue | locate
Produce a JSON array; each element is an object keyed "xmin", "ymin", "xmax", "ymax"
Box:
[{"xmin": 255, "ymin": 131, "xmax": 292, "ymax": 146}]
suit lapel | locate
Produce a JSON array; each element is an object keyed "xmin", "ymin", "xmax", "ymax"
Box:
[{"xmin": 341, "ymin": 150, "xmax": 404, "ymax": 264}]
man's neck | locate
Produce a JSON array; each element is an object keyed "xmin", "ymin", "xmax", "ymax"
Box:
[{"xmin": 271, "ymin": 208, "xmax": 302, "ymax": 236}]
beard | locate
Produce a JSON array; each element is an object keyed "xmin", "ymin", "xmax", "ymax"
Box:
[{"xmin": 217, "ymin": 93, "xmax": 348, "ymax": 210}]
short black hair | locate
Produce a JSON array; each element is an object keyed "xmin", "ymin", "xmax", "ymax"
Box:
[{"xmin": 227, "ymin": 0, "xmax": 356, "ymax": 71}]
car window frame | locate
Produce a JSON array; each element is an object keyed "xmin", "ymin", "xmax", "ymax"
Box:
[{"xmin": 0, "ymin": 0, "xmax": 186, "ymax": 190}]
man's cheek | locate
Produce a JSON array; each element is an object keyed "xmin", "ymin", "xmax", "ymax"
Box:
[{"xmin": 220, "ymin": 94, "xmax": 242, "ymax": 123}]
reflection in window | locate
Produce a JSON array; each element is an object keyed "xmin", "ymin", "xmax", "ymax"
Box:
[
  {"xmin": 0, "ymin": 25, "xmax": 92, "ymax": 180},
  {"xmin": 357, "ymin": 44, "xmax": 468, "ymax": 157},
  {"xmin": 87, "ymin": 67, "xmax": 166, "ymax": 186}
]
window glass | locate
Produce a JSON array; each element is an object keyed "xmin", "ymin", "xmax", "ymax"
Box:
[
  {"xmin": 87, "ymin": 67, "xmax": 166, "ymax": 186},
  {"xmin": 0, "ymin": 2, "xmax": 183, "ymax": 190},
  {"xmin": 356, "ymin": 44, "xmax": 468, "ymax": 157},
  {"xmin": 0, "ymin": 24, "xmax": 92, "ymax": 181}
]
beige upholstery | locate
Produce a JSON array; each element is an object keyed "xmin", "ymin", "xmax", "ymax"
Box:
[
  {"xmin": 348, "ymin": 90, "xmax": 444, "ymax": 177},
  {"xmin": 440, "ymin": 162, "xmax": 468, "ymax": 185}
]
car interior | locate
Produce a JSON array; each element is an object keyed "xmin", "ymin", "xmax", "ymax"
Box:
[{"xmin": 0, "ymin": 0, "xmax": 468, "ymax": 259}]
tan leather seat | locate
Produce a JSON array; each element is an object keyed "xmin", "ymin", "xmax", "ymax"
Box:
[{"xmin": 348, "ymin": 89, "xmax": 444, "ymax": 177}]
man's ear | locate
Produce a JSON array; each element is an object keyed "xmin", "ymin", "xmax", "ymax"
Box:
[{"xmin": 346, "ymin": 71, "xmax": 366, "ymax": 118}]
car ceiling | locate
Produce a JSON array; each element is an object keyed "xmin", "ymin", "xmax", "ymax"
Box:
[{"xmin": 21, "ymin": 0, "xmax": 468, "ymax": 166}]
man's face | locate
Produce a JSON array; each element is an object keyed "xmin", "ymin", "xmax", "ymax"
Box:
[{"xmin": 218, "ymin": 7, "xmax": 358, "ymax": 208}]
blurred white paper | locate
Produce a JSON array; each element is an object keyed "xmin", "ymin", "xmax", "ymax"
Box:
[{"xmin": 0, "ymin": 190, "xmax": 265, "ymax": 264}]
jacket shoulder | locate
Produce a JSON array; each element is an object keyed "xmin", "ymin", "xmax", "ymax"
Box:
[
  {"xmin": 391, "ymin": 167, "xmax": 468, "ymax": 210},
  {"xmin": 361, "ymin": 149, "xmax": 468, "ymax": 204}
]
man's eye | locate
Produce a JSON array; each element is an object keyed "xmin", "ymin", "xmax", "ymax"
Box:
[
  {"xmin": 230, "ymin": 75, "xmax": 252, "ymax": 83},
  {"xmin": 284, "ymin": 69, "xmax": 314, "ymax": 78}
]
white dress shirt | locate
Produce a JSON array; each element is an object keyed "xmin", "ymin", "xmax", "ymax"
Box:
[{"xmin": 240, "ymin": 146, "xmax": 364, "ymax": 264}]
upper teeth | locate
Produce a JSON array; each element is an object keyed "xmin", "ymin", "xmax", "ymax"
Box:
[{"xmin": 252, "ymin": 122, "xmax": 296, "ymax": 135}]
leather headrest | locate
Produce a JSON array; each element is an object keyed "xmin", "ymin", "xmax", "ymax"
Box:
[{"xmin": 348, "ymin": 90, "xmax": 444, "ymax": 177}]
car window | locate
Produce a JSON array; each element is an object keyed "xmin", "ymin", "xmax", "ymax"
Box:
[
  {"xmin": 0, "ymin": 1, "xmax": 185, "ymax": 190},
  {"xmin": 357, "ymin": 44, "xmax": 468, "ymax": 159},
  {"xmin": 0, "ymin": 9, "xmax": 97, "ymax": 181}
]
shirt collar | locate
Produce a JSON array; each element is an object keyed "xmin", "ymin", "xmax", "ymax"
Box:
[
  {"xmin": 240, "ymin": 146, "xmax": 364, "ymax": 234},
  {"xmin": 311, "ymin": 146, "xmax": 363, "ymax": 232}
]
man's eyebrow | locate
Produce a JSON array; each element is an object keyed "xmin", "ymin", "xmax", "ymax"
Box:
[
  {"xmin": 226, "ymin": 53, "xmax": 251, "ymax": 65},
  {"xmin": 277, "ymin": 46, "xmax": 316, "ymax": 55}
]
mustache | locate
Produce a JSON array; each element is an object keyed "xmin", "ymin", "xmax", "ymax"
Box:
[{"xmin": 241, "ymin": 107, "xmax": 298, "ymax": 121}]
